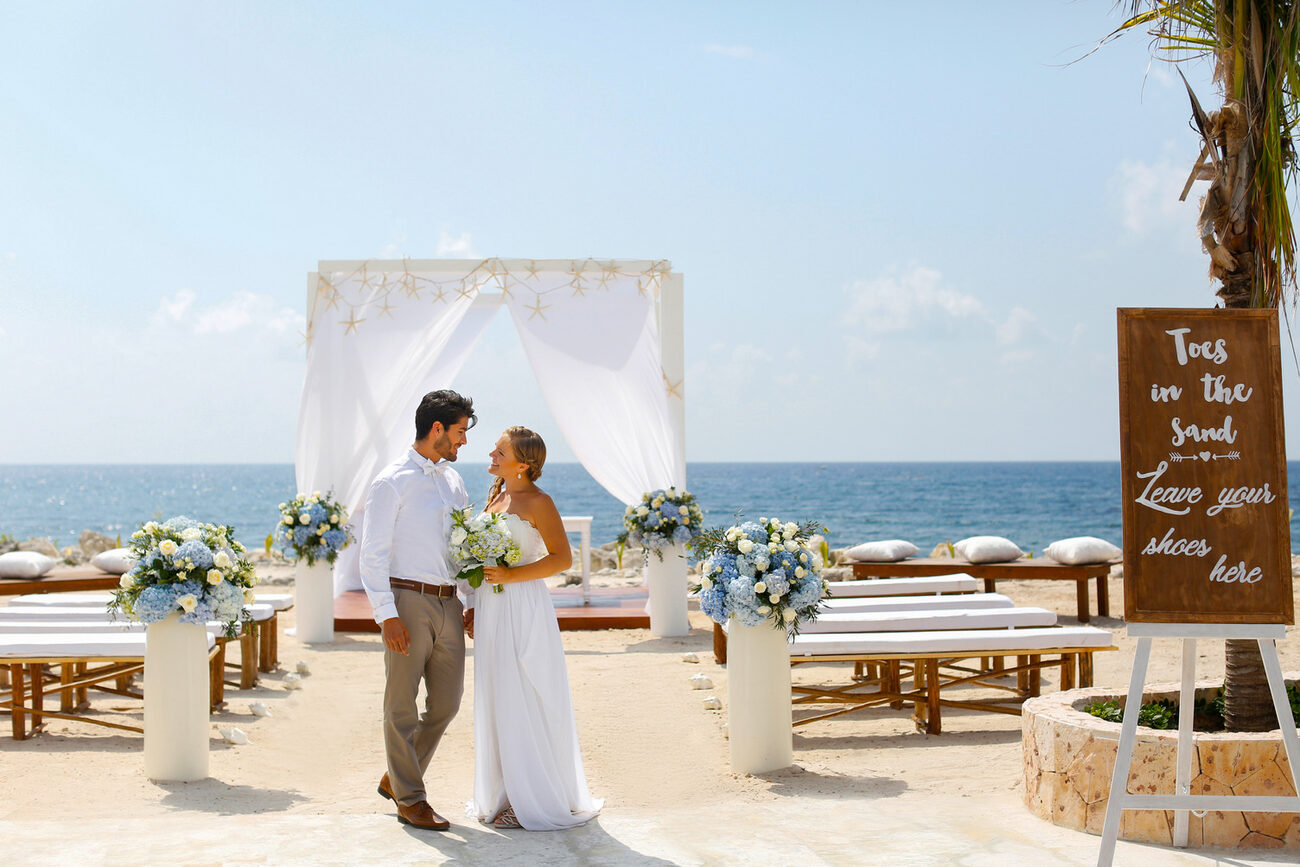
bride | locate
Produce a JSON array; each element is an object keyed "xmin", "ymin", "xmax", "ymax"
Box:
[{"xmin": 467, "ymin": 425, "xmax": 603, "ymax": 830}]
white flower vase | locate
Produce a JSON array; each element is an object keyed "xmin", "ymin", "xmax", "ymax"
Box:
[
  {"xmin": 727, "ymin": 620, "xmax": 793, "ymax": 774},
  {"xmin": 144, "ymin": 611, "xmax": 210, "ymax": 782},
  {"xmin": 645, "ymin": 542, "xmax": 689, "ymax": 637},
  {"xmin": 295, "ymin": 559, "xmax": 335, "ymax": 643}
]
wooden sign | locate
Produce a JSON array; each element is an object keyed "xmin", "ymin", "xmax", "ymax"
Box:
[{"xmin": 1118, "ymin": 308, "xmax": 1292, "ymax": 624}]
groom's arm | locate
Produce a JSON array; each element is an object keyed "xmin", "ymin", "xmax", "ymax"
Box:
[{"xmin": 359, "ymin": 478, "xmax": 401, "ymax": 625}]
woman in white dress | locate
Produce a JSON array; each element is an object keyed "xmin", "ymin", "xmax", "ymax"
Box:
[{"xmin": 467, "ymin": 425, "xmax": 603, "ymax": 830}]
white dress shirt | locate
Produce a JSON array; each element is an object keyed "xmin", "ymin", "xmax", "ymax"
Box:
[{"xmin": 359, "ymin": 447, "xmax": 470, "ymax": 624}]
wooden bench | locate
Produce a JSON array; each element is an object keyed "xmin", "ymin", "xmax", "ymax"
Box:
[
  {"xmin": 789, "ymin": 625, "xmax": 1116, "ymax": 734},
  {"xmin": 1, "ymin": 632, "xmax": 224, "ymax": 739},
  {"xmin": 846, "ymin": 557, "xmax": 1117, "ymax": 622}
]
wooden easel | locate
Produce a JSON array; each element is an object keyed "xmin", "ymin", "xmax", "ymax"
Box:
[{"xmin": 1097, "ymin": 623, "xmax": 1300, "ymax": 866}]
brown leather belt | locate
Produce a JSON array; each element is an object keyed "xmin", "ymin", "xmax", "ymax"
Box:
[{"xmin": 389, "ymin": 578, "xmax": 457, "ymax": 597}]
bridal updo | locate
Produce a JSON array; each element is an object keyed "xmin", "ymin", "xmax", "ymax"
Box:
[{"xmin": 487, "ymin": 425, "xmax": 547, "ymax": 506}]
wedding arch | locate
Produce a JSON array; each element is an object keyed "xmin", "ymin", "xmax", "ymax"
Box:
[{"xmin": 293, "ymin": 258, "xmax": 686, "ymax": 606}]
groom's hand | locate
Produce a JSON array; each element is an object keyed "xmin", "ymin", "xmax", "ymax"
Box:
[
  {"xmin": 463, "ymin": 608, "xmax": 475, "ymax": 640},
  {"xmin": 382, "ymin": 617, "xmax": 410, "ymax": 655}
]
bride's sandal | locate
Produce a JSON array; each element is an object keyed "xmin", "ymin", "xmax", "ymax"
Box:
[{"xmin": 491, "ymin": 807, "xmax": 522, "ymax": 829}]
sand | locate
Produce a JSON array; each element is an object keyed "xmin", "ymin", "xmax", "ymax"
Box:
[{"xmin": 1, "ymin": 573, "xmax": 1298, "ymax": 865}]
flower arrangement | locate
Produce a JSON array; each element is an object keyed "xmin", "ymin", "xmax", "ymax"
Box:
[
  {"xmin": 620, "ymin": 487, "xmax": 705, "ymax": 561},
  {"xmin": 109, "ymin": 516, "xmax": 258, "ymax": 637},
  {"xmin": 692, "ymin": 517, "xmax": 827, "ymax": 633},
  {"xmin": 449, "ymin": 508, "xmax": 522, "ymax": 594},
  {"xmin": 276, "ymin": 491, "xmax": 354, "ymax": 566}
]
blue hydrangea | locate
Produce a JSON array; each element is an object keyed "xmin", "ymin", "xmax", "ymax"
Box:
[
  {"xmin": 671, "ymin": 525, "xmax": 691, "ymax": 545},
  {"xmin": 133, "ymin": 584, "xmax": 179, "ymax": 624},
  {"xmin": 293, "ymin": 525, "xmax": 313, "ymax": 547},
  {"xmin": 734, "ymin": 555, "xmax": 755, "ymax": 577},
  {"xmin": 645, "ymin": 513, "xmax": 661, "ymax": 529},
  {"xmin": 174, "ymin": 540, "xmax": 215, "ymax": 570},
  {"xmin": 163, "ymin": 516, "xmax": 198, "ymax": 533},
  {"xmin": 740, "ymin": 522, "xmax": 768, "ymax": 544},
  {"xmin": 700, "ymin": 586, "xmax": 728, "ymax": 622},
  {"xmin": 764, "ymin": 569, "xmax": 790, "ymax": 598},
  {"xmin": 307, "ymin": 503, "xmax": 327, "ymax": 523},
  {"xmin": 659, "ymin": 502, "xmax": 677, "ymax": 521},
  {"xmin": 786, "ymin": 577, "xmax": 823, "ymax": 612},
  {"xmin": 208, "ymin": 580, "xmax": 244, "ymax": 622},
  {"xmin": 323, "ymin": 528, "xmax": 347, "ymax": 550}
]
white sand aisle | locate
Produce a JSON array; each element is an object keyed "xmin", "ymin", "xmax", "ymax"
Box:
[{"xmin": 1, "ymin": 577, "xmax": 1298, "ymax": 865}]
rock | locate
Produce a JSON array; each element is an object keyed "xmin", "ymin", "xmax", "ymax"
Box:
[
  {"xmin": 19, "ymin": 537, "xmax": 59, "ymax": 558},
  {"xmin": 0, "ymin": 538, "xmax": 18, "ymax": 555},
  {"xmin": 589, "ymin": 548, "xmax": 619, "ymax": 570},
  {"xmin": 681, "ymin": 652, "xmax": 699, "ymax": 663},
  {"xmin": 689, "ymin": 673, "xmax": 714, "ymax": 690},
  {"xmin": 78, "ymin": 530, "xmax": 116, "ymax": 559},
  {"xmin": 929, "ymin": 542, "xmax": 956, "ymax": 559},
  {"xmin": 60, "ymin": 545, "xmax": 86, "ymax": 565},
  {"xmin": 295, "ymin": 661, "xmax": 311, "ymax": 675}
]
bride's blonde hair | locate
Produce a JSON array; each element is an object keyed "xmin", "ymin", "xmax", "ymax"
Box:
[{"xmin": 487, "ymin": 425, "xmax": 547, "ymax": 506}]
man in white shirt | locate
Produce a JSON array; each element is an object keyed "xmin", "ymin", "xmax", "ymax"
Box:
[{"xmin": 359, "ymin": 389, "xmax": 475, "ymax": 831}]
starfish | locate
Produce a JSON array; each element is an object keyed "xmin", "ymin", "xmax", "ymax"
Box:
[
  {"xmin": 377, "ymin": 296, "xmax": 397, "ymax": 318},
  {"xmin": 526, "ymin": 296, "xmax": 550, "ymax": 321},
  {"xmin": 341, "ymin": 308, "xmax": 365, "ymax": 335},
  {"xmin": 662, "ymin": 371, "xmax": 683, "ymax": 399}
]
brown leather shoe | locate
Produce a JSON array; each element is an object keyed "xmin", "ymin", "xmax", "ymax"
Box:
[
  {"xmin": 397, "ymin": 799, "xmax": 451, "ymax": 831},
  {"xmin": 377, "ymin": 773, "xmax": 393, "ymax": 802}
]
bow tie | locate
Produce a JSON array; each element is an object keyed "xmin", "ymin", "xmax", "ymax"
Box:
[{"xmin": 421, "ymin": 460, "xmax": 446, "ymax": 478}]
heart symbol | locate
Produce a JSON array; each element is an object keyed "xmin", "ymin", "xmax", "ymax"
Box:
[{"xmin": 1199, "ymin": 451, "xmax": 1212, "ymax": 462}]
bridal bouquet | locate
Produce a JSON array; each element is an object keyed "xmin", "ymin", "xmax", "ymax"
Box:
[
  {"xmin": 276, "ymin": 491, "xmax": 353, "ymax": 566},
  {"xmin": 109, "ymin": 516, "xmax": 258, "ymax": 637},
  {"xmin": 692, "ymin": 517, "xmax": 827, "ymax": 634},
  {"xmin": 449, "ymin": 508, "xmax": 522, "ymax": 594},
  {"xmin": 621, "ymin": 487, "xmax": 704, "ymax": 561}
]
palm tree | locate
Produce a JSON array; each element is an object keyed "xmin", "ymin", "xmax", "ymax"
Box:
[{"xmin": 1110, "ymin": 1, "xmax": 1300, "ymax": 731}]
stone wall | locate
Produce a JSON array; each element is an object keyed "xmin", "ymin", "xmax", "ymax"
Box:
[{"xmin": 1022, "ymin": 680, "xmax": 1300, "ymax": 850}]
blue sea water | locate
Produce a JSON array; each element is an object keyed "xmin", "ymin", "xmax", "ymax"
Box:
[{"xmin": 0, "ymin": 462, "xmax": 1296, "ymax": 554}]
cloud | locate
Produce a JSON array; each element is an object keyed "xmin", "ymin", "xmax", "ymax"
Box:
[
  {"xmin": 995, "ymin": 306, "xmax": 1037, "ymax": 346},
  {"xmin": 1111, "ymin": 149, "xmax": 1199, "ymax": 235},
  {"xmin": 843, "ymin": 265, "xmax": 985, "ymax": 337},
  {"xmin": 435, "ymin": 231, "xmax": 478, "ymax": 258},
  {"xmin": 152, "ymin": 289, "xmax": 303, "ymax": 336},
  {"xmin": 703, "ymin": 43, "xmax": 755, "ymax": 60}
]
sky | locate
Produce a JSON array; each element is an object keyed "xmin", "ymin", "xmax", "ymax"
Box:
[{"xmin": 2, "ymin": 1, "xmax": 1294, "ymax": 464}]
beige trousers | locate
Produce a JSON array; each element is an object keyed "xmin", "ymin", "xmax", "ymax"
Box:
[{"xmin": 383, "ymin": 588, "xmax": 465, "ymax": 806}]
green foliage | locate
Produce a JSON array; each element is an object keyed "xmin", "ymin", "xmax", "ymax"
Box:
[
  {"xmin": 614, "ymin": 533, "xmax": 626, "ymax": 570},
  {"xmin": 264, "ymin": 532, "xmax": 274, "ymax": 554},
  {"xmin": 1084, "ymin": 684, "xmax": 1300, "ymax": 731},
  {"xmin": 0, "ymin": 532, "xmax": 14, "ymax": 546}
]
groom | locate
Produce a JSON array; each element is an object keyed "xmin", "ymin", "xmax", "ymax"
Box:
[{"xmin": 359, "ymin": 389, "xmax": 476, "ymax": 831}]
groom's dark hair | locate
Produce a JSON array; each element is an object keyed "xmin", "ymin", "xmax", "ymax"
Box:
[{"xmin": 415, "ymin": 390, "xmax": 477, "ymax": 440}]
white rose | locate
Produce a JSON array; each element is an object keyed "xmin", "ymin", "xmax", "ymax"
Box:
[
  {"xmin": 119, "ymin": 573, "xmax": 136, "ymax": 589},
  {"xmin": 159, "ymin": 539, "xmax": 178, "ymax": 556},
  {"xmin": 678, "ymin": 505, "xmax": 688, "ymax": 515},
  {"xmin": 753, "ymin": 581, "xmax": 767, "ymax": 594},
  {"xmin": 681, "ymin": 517, "xmax": 690, "ymax": 526},
  {"xmin": 769, "ymin": 535, "xmax": 781, "ymax": 544},
  {"xmin": 299, "ymin": 513, "xmax": 311, "ymax": 525},
  {"xmin": 795, "ymin": 566, "xmax": 807, "ymax": 578},
  {"xmin": 144, "ymin": 521, "xmax": 159, "ymax": 532},
  {"xmin": 450, "ymin": 528, "xmax": 468, "ymax": 545},
  {"xmin": 637, "ymin": 506, "xmax": 649, "ymax": 516},
  {"xmin": 181, "ymin": 527, "xmax": 202, "ymax": 541},
  {"xmin": 213, "ymin": 552, "xmax": 232, "ymax": 569},
  {"xmin": 330, "ymin": 515, "xmax": 339, "ymax": 524},
  {"xmin": 769, "ymin": 593, "xmax": 780, "ymax": 603},
  {"xmin": 207, "ymin": 569, "xmax": 224, "ymax": 585},
  {"xmin": 701, "ymin": 575, "xmax": 713, "ymax": 589},
  {"xmin": 783, "ymin": 608, "xmax": 797, "ymax": 622},
  {"xmin": 278, "ymin": 503, "xmax": 287, "ymax": 510},
  {"xmin": 799, "ymin": 552, "xmax": 809, "ymax": 564},
  {"xmin": 759, "ymin": 517, "xmax": 768, "ymax": 524},
  {"xmin": 737, "ymin": 539, "xmax": 754, "ymax": 554},
  {"xmin": 758, "ymin": 606, "xmax": 771, "ymax": 615},
  {"xmin": 243, "ymin": 589, "xmax": 257, "ymax": 605},
  {"xmin": 177, "ymin": 594, "xmax": 198, "ymax": 613},
  {"xmin": 283, "ymin": 516, "xmax": 293, "ymax": 525},
  {"xmin": 784, "ymin": 521, "xmax": 798, "ymax": 535},
  {"xmin": 785, "ymin": 540, "xmax": 799, "ymax": 553},
  {"xmin": 652, "ymin": 497, "xmax": 664, "ymax": 508}
]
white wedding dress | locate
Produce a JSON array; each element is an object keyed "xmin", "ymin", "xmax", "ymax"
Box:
[{"xmin": 468, "ymin": 513, "xmax": 603, "ymax": 830}]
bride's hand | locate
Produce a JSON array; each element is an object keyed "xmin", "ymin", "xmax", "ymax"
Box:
[{"xmin": 483, "ymin": 565, "xmax": 509, "ymax": 585}]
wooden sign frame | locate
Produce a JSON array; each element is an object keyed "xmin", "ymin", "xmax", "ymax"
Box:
[{"xmin": 1117, "ymin": 308, "xmax": 1292, "ymax": 624}]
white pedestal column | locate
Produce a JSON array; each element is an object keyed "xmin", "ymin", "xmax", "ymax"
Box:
[
  {"xmin": 727, "ymin": 621, "xmax": 793, "ymax": 774},
  {"xmin": 295, "ymin": 560, "xmax": 335, "ymax": 643},
  {"xmin": 144, "ymin": 612, "xmax": 210, "ymax": 782},
  {"xmin": 645, "ymin": 542, "xmax": 689, "ymax": 637}
]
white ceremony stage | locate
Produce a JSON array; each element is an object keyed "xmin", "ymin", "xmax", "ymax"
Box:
[{"xmin": 293, "ymin": 257, "xmax": 686, "ymax": 636}]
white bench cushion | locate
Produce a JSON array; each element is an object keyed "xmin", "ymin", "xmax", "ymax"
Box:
[
  {"xmin": 792, "ymin": 625, "xmax": 1114, "ymax": 657},
  {"xmin": 820, "ymin": 593, "xmax": 1014, "ymax": 614},
  {"xmin": 799, "ymin": 607, "xmax": 1057, "ymax": 634},
  {"xmin": 0, "ymin": 631, "xmax": 216, "ymax": 658},
  {"xmin": 0, "ymin": 603, "xmax": 275, "ymax": 623},
  {"xmin": 9, "ymin": 592, "xmax": 115, "ymax": 607},
  {"xmin": 828, "ymin": 576, "xmax": 979, "ymax": 597}
]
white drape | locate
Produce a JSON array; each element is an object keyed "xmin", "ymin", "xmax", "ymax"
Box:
[
  {"xmin": 507, "ymin": 277, "xmax": 680, "ymax": 504},
  {"xmin": 294, "ymin": 261, "xmax": 684, "ymax": 596}
]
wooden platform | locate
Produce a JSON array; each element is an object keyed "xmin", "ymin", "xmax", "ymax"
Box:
[
  {"xmin": 334, "ymin": 586, "xmax": 651, "ymax": 633},
  {"xmin": 0, "ymin": 568, "xmax": 120, "ymax": 597}
]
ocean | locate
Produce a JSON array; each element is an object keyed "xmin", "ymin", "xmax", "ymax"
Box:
[{"xmin": 1, "ymin": 462, "xmax": 1296, "ymax": 555}]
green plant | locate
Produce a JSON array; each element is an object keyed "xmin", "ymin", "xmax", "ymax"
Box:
[
  {"xmin": 1084, "ymin": 684, "xmax": 1299, "ymax": 731},
  {"xmin": 615, "ymin": 532, "xmax": 627, "ymax": 570}
]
